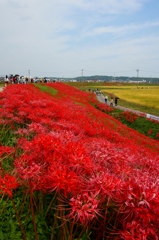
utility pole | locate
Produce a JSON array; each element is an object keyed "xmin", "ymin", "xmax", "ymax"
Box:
[
  {"xmin": 136, "ymin": 69, "xmax": 139, "ymax": 78},
  {"xmin": 81, "ymin": 69, "xmax": 84, "ymax": 81}
]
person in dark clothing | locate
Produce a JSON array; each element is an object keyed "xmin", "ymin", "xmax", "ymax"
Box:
[
  {"xmin": 115, "ymin": 97, "xmax": 119, "ymax": 106},
  {"xmin": 105, "ymin": 96, "xmax": 108, "ymax": 103}
]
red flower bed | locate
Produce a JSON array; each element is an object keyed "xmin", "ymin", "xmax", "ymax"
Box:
[
  {"xmin": 0, "ymin": 83, "xmax": 159, "ymax": 239},
  {"xmin": 118, "ymin": 111, "xmax": 139, "ymax": 123},
  {"xmin": 94, "ymin": 102, "xmax": 114, "ymax": 113}
]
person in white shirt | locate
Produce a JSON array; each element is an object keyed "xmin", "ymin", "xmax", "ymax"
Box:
[{"xmin": 4, "ymin": 75, "xmax": 9, "ymax": 87}]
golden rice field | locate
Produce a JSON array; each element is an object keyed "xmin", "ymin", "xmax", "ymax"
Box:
[
  {"xmin": 68, "ymin": 82, "xmax": 159, "ymax": 116},
  {"xmin": 99, "ymin": 85, "xmax": 159, "ymax": 107}
]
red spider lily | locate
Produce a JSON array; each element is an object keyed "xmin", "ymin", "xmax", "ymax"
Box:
[
  {"xmin": 88, "ymin": 173, "xmax": 121, "ymax": 201},
  {"xmin": 115, "ymin": 176, "xmax": 159, "ymax": 238},
  {"xmin": 14, "ymin": 134, "xmax": 87, "ymax": 194},
  {"xmin": 14, "ymin": 134, "xmax": 64, "ymax": 182},
  {"xmin": 147, "ymin": 129, "xmax": 152, "ymax": 135},
  {"xmin": 42, "ymin": 166, "xmax": 81, "ymax": 195},
  {"xmin": 0, "ymin": 174, "xmax": 19, "ymax": 197},
  {"xmin": 120, "ymin": 111, "xmax": 139, "ymax": 123},
  {"xmin": 156, "ymin": 132, "xmax": 159, "ymax": 139},
  {"xmin": 64, "ymin": 141, "xmax": 94, "ymax": 175},
  {"xmin": 140, "ymin": 112, "xmax": 147, "ymax": 117},
  {"xmin": 119, "ymin": 220, "xmax": 158, "ymax": 240},
  {"xmin": 95, "ymin": 102, "xmax": 114, "ymax": 113},
  {"xmin": 0, "ymin": 145, "xmax": 14, "ymax": 158},
  {"xmin": 69, "ymin": 192, "xmax": 100, "ymax": 225}
]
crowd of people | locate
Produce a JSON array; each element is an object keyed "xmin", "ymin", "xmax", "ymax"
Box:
[
  {"xmin": 95, "ymin": 88, "xmax": 119, "ymax": 106},
  {"xmin": 3, "ymin": 74, "xmax": 50, "ymax": 87},
  {"xmin": 107, "ymin": 96, "xmax": 119, "ymax": 106},
  {"xmin": 4, "ymin": 75, "xmax": 30, "ymax": 86}
]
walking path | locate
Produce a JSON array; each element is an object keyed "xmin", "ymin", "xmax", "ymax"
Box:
[{"xmin": 96, "ymin": 93, "xmax": 159, "ymax": 122}]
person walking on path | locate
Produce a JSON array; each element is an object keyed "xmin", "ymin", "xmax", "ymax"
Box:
[
  {"xmin": 110, "ymin": 97, "xmax": 114, "ymax": 106},
  {"xmin": 115, "ymin": 97, "xmax": 119, "ymax": 106},
  {"xmin": 105, "ymin": 96, "xmax": 108, "ymax": 104}
]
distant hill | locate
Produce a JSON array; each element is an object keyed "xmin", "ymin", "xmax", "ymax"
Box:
[{"xmin": 49, "ymin": 75, "xmax": 159, "ymax": 83}]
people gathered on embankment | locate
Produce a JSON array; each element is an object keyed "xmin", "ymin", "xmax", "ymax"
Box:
[{"xmin": 2, "ymin": 74, "xmax": 50, "ymax": 85}]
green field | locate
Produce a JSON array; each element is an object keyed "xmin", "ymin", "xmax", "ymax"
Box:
[{"xmin": 67, "ymin": 82, "xmax": 159, "ymax": 116}]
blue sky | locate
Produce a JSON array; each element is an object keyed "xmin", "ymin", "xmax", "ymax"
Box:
[{"xmin": 0, "ymin": 0, "xmax": 159, "ymax": 78}]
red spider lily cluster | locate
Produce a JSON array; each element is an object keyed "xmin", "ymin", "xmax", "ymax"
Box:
[
  {"xmin": 0, "ymin": 174, "xmax": 19, "ymax": 197},
  {"xmin": 118, "ymin": 111, "xmax": 139, "ymax": 123},
  {"xmin": 0, "ymin": 83, "xmax": 159, "ymax": 239},
  {"xmin": 93, "ymin": 101, "xmax": 114, "ymax": 113}
]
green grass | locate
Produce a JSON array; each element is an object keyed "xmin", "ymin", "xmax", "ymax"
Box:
[{"xmin": 35, "ymin": 84, "xmax": 58, "ymax": 95}]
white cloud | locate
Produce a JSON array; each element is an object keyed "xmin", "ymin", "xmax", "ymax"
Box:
[
  {"xmin": 86, "ymin": 21, "xmax": 159, "ymax": 37},
  {"xmin": 54, "ymin": 0, "xmax": 143, "ymax": 13}
]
